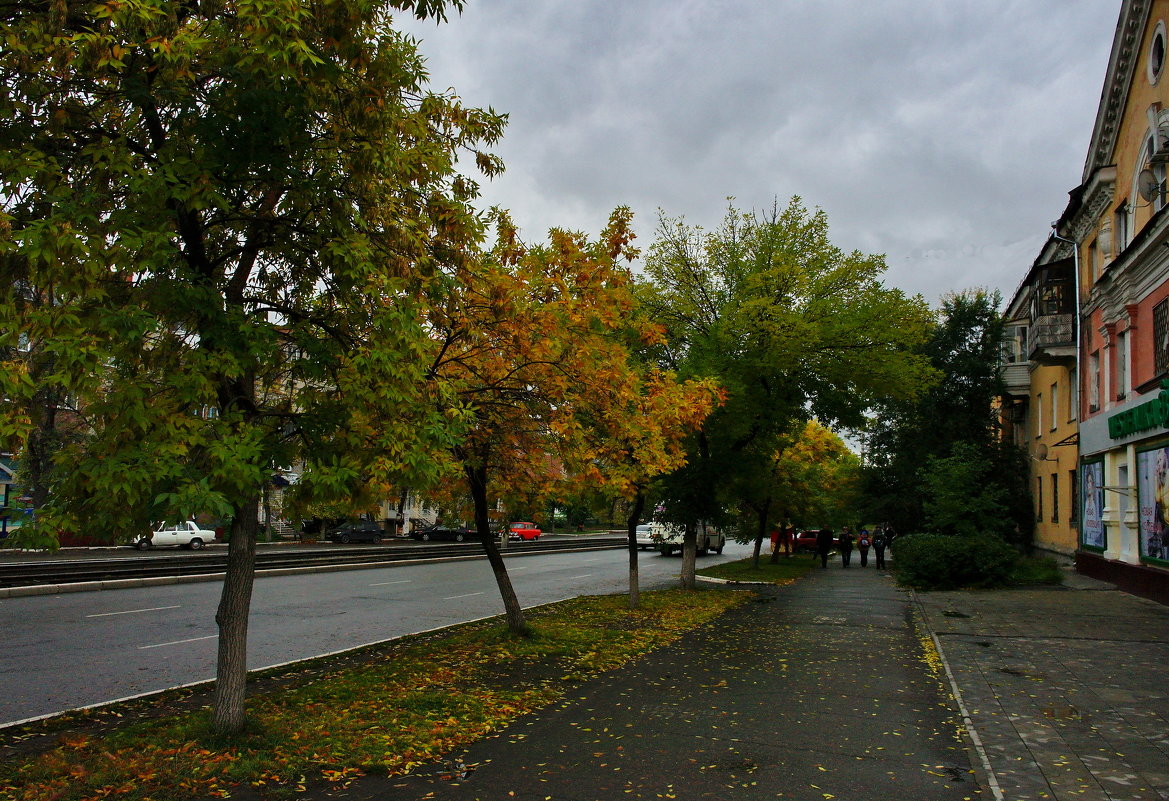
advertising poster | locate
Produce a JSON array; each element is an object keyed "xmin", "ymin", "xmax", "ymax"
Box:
[
  {"xmin": 1137, "ymin": 446, "xmax": 1169, "ymax": 562},
  {"xmin": 1081, "ymin": 461, "xmax": 1105, "ymax": 550}
]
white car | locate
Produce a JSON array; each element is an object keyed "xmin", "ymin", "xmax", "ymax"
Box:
[
  {"xmin": 635, "ymin": 524, "xmax": 655, "ymax": 550},
  {"xmin": 135, "ymin": 521, "xmax": 216, "ymax": 550}
]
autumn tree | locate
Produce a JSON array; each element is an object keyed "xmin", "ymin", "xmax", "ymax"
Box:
[
  {"xmin": 425, "ymin": 209, "xmax": 695, "ymax": 632},
  {"xmin": 735, "ymin": 419, "xmax": 859, "ymax": 567},
  {"xmin": 0, "ymin": 0, "xmax": 503, "ymax": 732},
  {"xmin": 640, "ymin": 199, "xmax": 936, "ymax": 586}
]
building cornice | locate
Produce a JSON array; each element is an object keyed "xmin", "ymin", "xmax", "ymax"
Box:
[{"xmin": 1084, "ymin": 1, "xmax": 1153, "ymax": 183}]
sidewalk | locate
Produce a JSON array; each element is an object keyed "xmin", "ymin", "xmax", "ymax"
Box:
[
  {"xmin": 915, "ymin": 568, "xmax": 1169, "ymax": 801},
  {"xmin": 332, "ymin": 561, "xmax": 980, "ymax": 800}
]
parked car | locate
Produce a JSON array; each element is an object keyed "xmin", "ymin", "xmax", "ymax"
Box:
[
  {"xmin": 135, "ymin": 521, "xmax": 215, "ymax": 550},
  {"xmin": 793, "ymin": 530, "xmax": 822, "ymax": 553},
  {"xmin": 635, "ymin": 524, "xmax": 655, "ymax": 550},
  {"xmin": 327, "ymin": 520, "xmax": 383, "ymax": 544},
  {"xmin": 412, "ymin": 525, "xmax": 476, "ymax": 542},
  {"xmin": 507, "ymin": 521, "xmax": 541, "ymax": 541},
  {"xmin": 653, "ymin": 521, "xmax": 725, "ymax": 556}
]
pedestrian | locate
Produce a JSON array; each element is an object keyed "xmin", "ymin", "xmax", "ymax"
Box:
[
  {"xmin": 815, "ymin": 527, "xmax": 835, "ymax": 568},
  {"xmin": 838, "ymin": 525, "xmax": 855, "ymax": 567},
  {"xmin": 873, "ymin": 526, "xmax": 888, "ymax": 570},
  {"xmin": 857, "ymin": 527, "xmax": 871, "ymax": 567},
  {"xmin": 779, "ymin": 524, "xmax": 793, "ymax": 556},
  {"xmin": 884, "ymin": 524, "xmax": 897, "ymax": 552}
]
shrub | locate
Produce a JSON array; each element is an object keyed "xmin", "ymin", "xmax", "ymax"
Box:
[{"xmin": 892, "ymin": 532, "xmax": 1017, "ymax": 590}]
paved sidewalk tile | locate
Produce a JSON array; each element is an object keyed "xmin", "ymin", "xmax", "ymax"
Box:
[{"xmin": 916, "ymin": 575, "xmax": 1169, "ymax": 801}]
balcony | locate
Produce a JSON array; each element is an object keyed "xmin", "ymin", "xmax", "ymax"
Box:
[
  {"xmin": 1000, "ymin": 362, "xmax": 1030, "ymax": 397},
  {"xmin": 1029, "ymin": 313, "xmax": 1076, "ymax": 363}
]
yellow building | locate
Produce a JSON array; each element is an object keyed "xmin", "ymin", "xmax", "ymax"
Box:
[{"xmin": 1001, "ymin": 248, "xmax": 1080, "ymax": 561}]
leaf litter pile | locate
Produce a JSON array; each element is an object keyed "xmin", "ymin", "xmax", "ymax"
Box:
[{"xmin": 0, "ymin": 588, "xmax": 747, "ymax": 801}]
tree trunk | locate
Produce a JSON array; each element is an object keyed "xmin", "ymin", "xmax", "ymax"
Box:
[
  {"xmin": 466, "ymin": 463, "xmax": 528, "ymax": 635},
  {"xmin": 753, "ymin": 498, "xmax": 770, "ymax": 569},
  {"xmin": 211, "ymin": 495, "xmax": 259, "ymax": 733},
  {"xmin": 680, "ymin": 520, "xmax": 698, "ymax": 589},
  {"xmin": 625, "ymin": 492, "xmax": 645, "ymax": 609}
]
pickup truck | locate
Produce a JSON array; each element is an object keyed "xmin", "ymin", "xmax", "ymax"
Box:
[
  {"xmin": 135, "ymin": 521, "xmax": 216, "ymax": 550},
  {"xmin": 652, "ymin": 521, "xmax": 725, "ymax": 556}
]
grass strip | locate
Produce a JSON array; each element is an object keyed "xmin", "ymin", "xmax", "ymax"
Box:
[
  {"xmin": 696, "ymin": 553, "xmax": 816, "ymax": 584},
  {"xmin": 0, "ymin": 588, "xmax": 748, "ymax": 801}
]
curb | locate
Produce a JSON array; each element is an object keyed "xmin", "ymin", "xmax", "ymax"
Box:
[{"xmin": 910, "ymin": 589, "xmax": 1004, "ymax": 801}]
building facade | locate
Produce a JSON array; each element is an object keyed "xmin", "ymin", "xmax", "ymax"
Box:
[
  {"xmin": 1058, "ymin": 0, "xmax": 1169, "ymax": 603},
  {"xmin": 1001, "ymin": 251, "xmax": 1081, "ymax": 561}
]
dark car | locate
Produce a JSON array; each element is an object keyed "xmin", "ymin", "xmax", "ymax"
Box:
[
  {"xmin": 411, "ymin": 525, "xmax": 476, "ymax": 542},
  {"xmin": 327, "ymin": 520, "xmax": 383, "ymax": 544}
]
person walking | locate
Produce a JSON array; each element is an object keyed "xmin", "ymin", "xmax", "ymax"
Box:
[
  {"xmin": 838, "ymin": 525, "xmax": 855, "ymax": 567},
  {"xmin": 873, "ymin": 526, "xmax": 888, "ymax": 570},
  {"xmin": 779, "ymin": 524, "xmax": 793, "ymax": 557},
  {"xmin": 815, "ymin": 527, "xmax": 835, "ymax": 568},
  {"xmin": 857, "ymin": 527, "xmax": 871, "ymax": 567}
]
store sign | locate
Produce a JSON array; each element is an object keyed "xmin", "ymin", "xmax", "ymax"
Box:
[{"xmin": 1108, "ymin": 380, "xmax": 1169, "ymax": 439}]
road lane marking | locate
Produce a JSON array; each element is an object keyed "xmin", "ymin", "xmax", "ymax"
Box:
[
  {"xmin": 443, "ymin": 592, "xmax": 485, "ymax": 600},
  {"xmin": 369, "ymin": 580, "xmax": 412, "ymax": 587},
  {"xmin": 138, "ymin": 635, "xmax": 217, "ymax": 650},
  {"xmin": 569, "ymin": 574, "xmax": 593, "ymax": 579},
  {"xmin": 87, "ymin": 605, "xmax": 181, "ymax": 618}
]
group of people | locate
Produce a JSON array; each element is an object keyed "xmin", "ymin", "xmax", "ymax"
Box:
[
  {"xmin": 769, "ymin": 523, "xmax": 895, "ymax": 570},
  {"xmin": 815, "ymin": 524, "xmax": 894, "ymax": 569}
]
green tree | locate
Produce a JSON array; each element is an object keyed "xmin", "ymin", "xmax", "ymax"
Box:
[
  {"xmin": 863, "ymin": 289, "xmax": 1031, "ymax": 543},
  {"xmin": 641, "ymin": 199, "xmax": 935, "ymax": 586},
  {"xmin": 0, "ymin": 0, "xmax": 503, "ymax": 732}
]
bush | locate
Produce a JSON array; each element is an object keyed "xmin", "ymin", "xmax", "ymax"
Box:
[{"xmin": 892, "ymin": 532, "xmax": 1017, "ymax": 590}]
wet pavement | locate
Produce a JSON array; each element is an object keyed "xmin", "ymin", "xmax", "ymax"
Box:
[
  {"xmin": 915, "ymin": 569, "xmax": 1169, "ymax": 801},
  {"xmin": 333, "ymin": 560, "xmax": 979, "ymax": 800},
  {"xmin": 278, "ymin": 556, "xmax": 1168, "ymax": 801}
]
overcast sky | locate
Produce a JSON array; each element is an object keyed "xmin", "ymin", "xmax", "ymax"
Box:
[{"xmin": 400, "ymin": 1, "xmax": 1119, "ymax": 306}]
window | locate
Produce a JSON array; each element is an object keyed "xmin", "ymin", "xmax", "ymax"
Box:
[
  {"xmin": 1050, "ymin": 383, "xmax": 1058, "ymax": 430},
  {"xmin": 1069, "ymin": 469, "xmax": 1078, "ymax": 524},
  {"xmin": 1036, "ymin": 392, "xmax": 1043, "ymax": 437},
  {"xmin": 1088, "ymin": 238, "xmax": 1100, "ymax": 282},
  {"xmin": 1114, "ymin": 201, "xmax": 1131, "ymax": 255},
  {"xmin": 1036, "ymin": 477, "xmax": 1044, "ymax": 522},
  {"xmin": 1089, "ymin": 351, "xmax": 1101, "ymax": 411},
  {"xmin": 1156, "ymin": 299, "xmax": 1169, "ymax": 375},
  {"xmin": 1116, "ymin": 330, "xmax": 1128, "ymax": 399},
  {"xmin": 1068, "ymin": 368, "xmax": 1078, "ymax": 421},
  {"xmin": 1150, "ymin": 20, "xmax": 1167, "ymax": 85},
  {"xmin": 1051, "ymin": 474, "xmax": 1059, "ymax": 523}
]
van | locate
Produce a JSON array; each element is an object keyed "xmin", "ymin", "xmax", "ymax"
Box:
[{"xmin": 652, "ymin": 521, "xmax": 725, "ymax": 556}]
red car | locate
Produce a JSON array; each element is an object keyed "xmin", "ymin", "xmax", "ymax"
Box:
[{"xmin": 507, "ymin": 521, "xmax": 541, "ymax": 541}]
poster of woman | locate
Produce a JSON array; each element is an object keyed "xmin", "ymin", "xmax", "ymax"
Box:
[
  {"xmin": 1081, "ymin": 461, "xmax": 1105, "ymax": 549},
  {"xmin": 1137, "ymin": 446, "xmax": 1169, "ymax": 562}
]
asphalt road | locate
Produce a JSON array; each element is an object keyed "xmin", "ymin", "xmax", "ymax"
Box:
[{"xmin": 0, "ymin": 540, "xmax": 754, "ymax": 727}]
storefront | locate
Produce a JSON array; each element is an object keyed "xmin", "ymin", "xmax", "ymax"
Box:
[{"xmin": 1077, "ymin": 384, "xmax": 1169, "ymax": 604}]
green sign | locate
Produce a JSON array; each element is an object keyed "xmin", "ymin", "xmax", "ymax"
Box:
[{"xmin": 1109, "ymin": 380, "xmax": 1169, "ymax": 439}]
